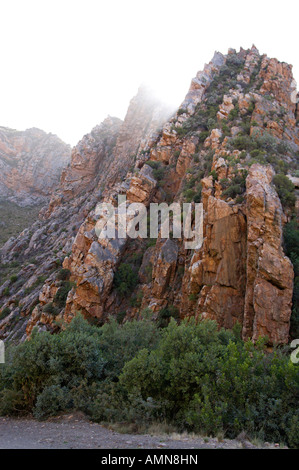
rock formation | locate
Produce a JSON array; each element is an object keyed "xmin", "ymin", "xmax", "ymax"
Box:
[
  {"xmin": 0, "ymin": 127, "xmax": 71, "ymax": 206},
  {"xmin": 0, "ymin": 47, "xmax": 298, "ymax": 346}
]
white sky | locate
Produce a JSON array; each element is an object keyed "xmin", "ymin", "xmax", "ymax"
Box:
[{"xmin": 0, "ymin": 0, "xmax": 298, "ymax": 146}]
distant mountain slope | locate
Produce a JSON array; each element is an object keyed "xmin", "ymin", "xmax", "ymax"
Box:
[{"xmin": 0, "ymin": 127, "xmax": 71, "ymax": 206}]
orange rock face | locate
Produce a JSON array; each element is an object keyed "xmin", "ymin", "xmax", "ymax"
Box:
[
  {"xmin": 0, "ymin": 47, "xmax": 297, "ymax": 346},
  {"xmin": 243, "ymin": 165, "xmax": 294, "ymax": 344},
  {"xmin": 182, "ymin": 195, "xmax": 247, "ymax": 330}
]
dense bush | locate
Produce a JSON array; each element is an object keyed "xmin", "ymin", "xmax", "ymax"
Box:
[
  {"xmin": 0, "ymin": 315, "xmax": 298, "ymax": 447},
  {"xmin": 221, "ymin": 171, "xmax": 247, "ymax": 200},
  {"xmin": 157, "ymin": 306, "xmax": 180, "ymax": 328},
  {"xmin": 53, "ymin": 281, "xmax": 74, "ymax": 309},
  {"xmin": 114, "ymin": 263, "xmax": 139, "ymax": 296},
  {"xmin": 273, "ymin": 174, "xmax": 296, "ymax": 210},
  {"xmin": 10, "ymin": 275, "xmax": 18, "ymax": 284},
  {"xmin": 43, "ymin": 302, "xmax": 59, "ymax": 316},
  {"xmin": 145, "ymin": 161, "xmax": 165, "ymax": 182},
  {"xmin": 0, "ymin": 316, "xmax": 160, "ymax": 418},
  {"xmin": 120, "ymin": 320, "xmax": 299, "ymax": 446},
  {"xmin": 56, "ymin": 268, "xmax": 71, "ymax": 281}
]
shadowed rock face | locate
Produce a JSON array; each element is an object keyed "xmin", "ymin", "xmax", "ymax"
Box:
[
  {"xmin": 0, "ymin": 127, "xmax": 71, "ymax": 206},
  {"xmin": 0, "ymin": 46, "xmax": 298, "ymax": 345}
]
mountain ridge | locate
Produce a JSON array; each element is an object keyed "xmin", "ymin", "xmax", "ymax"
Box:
[
  {"xmin": 0, "ymin": 126, "xmax": 71, "ymax": 207},
  {"xmin": 0, "ymin": 45, "xmax": 298, "ymax": 345}
]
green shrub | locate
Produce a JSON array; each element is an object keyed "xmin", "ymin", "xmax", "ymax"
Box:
[
  {"xmin": 232, "ymin": 135, "xmax": 257, "ymax": 152},
  {"xmin": 116, "ymin": 311, "xmax": 126, "ymax": 324},
  {"xmin": 209, "ymin": 170, "xmax": 218, "ymax": 182},
  {"xmin": 193, "ymin": 188, "xmax": 202, "ymax": 203},
  {"xmin": 273, "ymin": 174, "xmax": 296, "ymax": 210},
  {"xmin": 53, "ymin": 281, "xmax": 74, "ymax": 308},
  {"xmin": 0, "ymin": 307, "xmax": 10, "ymax": 320},
  {"xmin": 188, "ymin": 293, "xmax": 198, "ymax": 302},
  {"xmin": 43, "ymin": 302, "xmax": 59, "ymax": 316},
  {"xmin": 10, "ymin": 275, "xmax": 18, "ymax": 284},
  {"xmin": 120, "ymin": 319, "xmax": 299, "ymax": 447},
  {"xmin": 157, "ymin": 306, "xmax": 180, "ymax": 328},
  {"xmin": 222, "ymin": 184, "xmax": 243, "ymax": 199},
  {"xmin": 175, "ymin": 126, "xmax": 189, "ymax": 137},
  {"xmin": 0, "ymin": 315, "xmax": 298, "ymax": 447},
  {"xmin": 0, "ymin": 316, "xmax": 106, "ymax": 415},
  {"xmin": 198, "ymin": 131, "xmax": 209, "ymax": 143},
  {"xmin": 34, "ymin": 385, "xmax": 71, "ymax": 420},
  {"xmin": 152, "ymin": 167, "xmax": 165, "ymax": 182},
  {"xmin": 56, "ymin": 268, "xmax": 71, "ymax": 281},
  {"xmin": 114, "ymin": 263, "xmax": 138, "ymax": 296},
  {"xmin": 146, "ymin": 161, "xmax": 159, "ymax": 170},
  {"xmin": 145, "ymin": 161, "xmax": 165, "ymax": 182},
  {"xmin": 98, "ymin": 318, "xmax": 161, "ymax": 381},
  {"xmin": 250, "ymin": 149, "xmax": 266, "ymax": 162},
  {"xmin": 221, "ymin": 171, "xmax": 247, "ymax": 200},
  {"xmin": 228, "ymin": 106, "xmax": 239, "ymax": 121},
  {"xmin": 183, "ymin": 189, "xmax": 196, "ymax": 203}
]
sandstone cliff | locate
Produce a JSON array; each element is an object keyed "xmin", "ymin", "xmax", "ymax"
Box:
[
  {"xmin": 0, "ymin": 127, "xmax": 71, "ymax": 206},
  {"xmin": 0, "ymin": 47, "xmax": 298, "ymax": 346}
]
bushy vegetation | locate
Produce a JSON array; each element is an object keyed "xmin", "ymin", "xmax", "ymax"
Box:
[
  {"xmin": 273, "ymin": 174, "xmax": 296, "ymax": 210},
  {"xmin": 0, "ymin": 315, "xmax": 298, "ymax": 447},
  {"xmin": 146, "ymin": 160, "xmax": 165, "ymax": 182},
  {"xmin": 53, "ymin": 281, "xmax": 74, "ymax": 309},
  {"xmin": 0, "ymin": 307, "xmax": 10, "ymax": 321},
  {"xmin": 157, "ymin": 306, "xmax": 180, "ymax": 328},
  {"xmin": 43, "ymin": 302, "xmax": 59, "ymax": 316},
  {"xmin": 220, "ymin": 170, "xmax": 248, "ymax": 200},
  {"xmin": 56, "ymin": 268, "xmax": 71, "ymax": 281},
  {"xmin": 114, "ymin": 263, "xmax": 139, "ymax": 296}
]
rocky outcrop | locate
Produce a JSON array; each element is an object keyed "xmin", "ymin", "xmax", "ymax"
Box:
[
  {"xmin": 181, "ymin": 51, "xmax": 226, "ymax": 114},
  {"xmin": 0, "ymin": 46, "xmax": 297, "ymax": 346},
  {"xmin": 243, "ymin": 165, "xmax": 294, "ymax": 343},
  {"xmin": 184, "ymin": 195, "xmax": 247, "ymax": 330},
  {"xmin": 0, "ymin": 127, "xmax": 71, "ymax": 206},
  {"xmin": 0, "ymin": 87, "xmax": 172, "ymax": 340}
]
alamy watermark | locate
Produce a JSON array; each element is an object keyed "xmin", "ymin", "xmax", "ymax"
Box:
[
  {"xmin": 291, "ymin": 79, "xmax": 299, "ymax": 104},
  {"xmin": 94, "ymin": 196, "xmax": 203, "ymax": 250},
  {"xmin": 290, "ymin": 339, "xmax": 299, "ymax": 364}
]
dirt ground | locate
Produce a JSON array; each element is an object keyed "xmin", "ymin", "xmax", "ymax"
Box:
[{"xmin": 0, "ymin": 413, "xmax": 282, "ymax": 449}]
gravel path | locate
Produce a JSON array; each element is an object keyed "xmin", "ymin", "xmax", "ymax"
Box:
[{"xmin": 0, "ymin": 414, "xmax": 279, "ymax": 449}]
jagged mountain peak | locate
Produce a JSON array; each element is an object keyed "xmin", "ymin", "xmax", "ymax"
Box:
[{"xmin": 0, "ymin": 47, "xmax": 298, "ymax": 345}]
